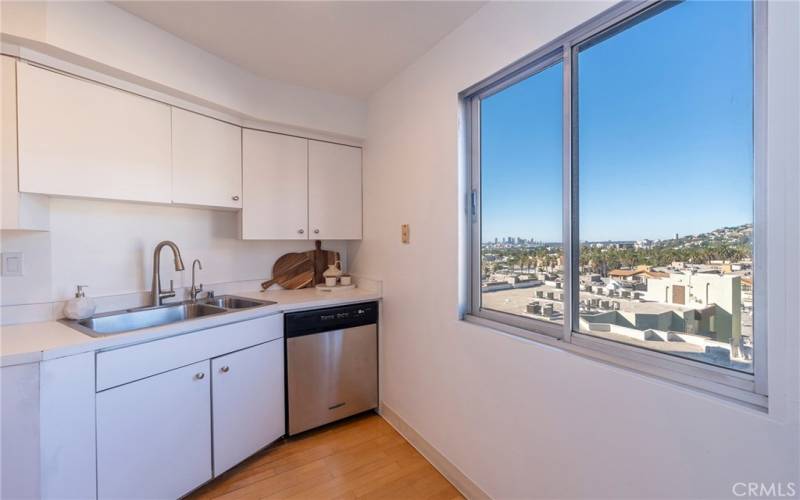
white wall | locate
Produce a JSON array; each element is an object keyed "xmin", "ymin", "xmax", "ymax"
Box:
[
  {"xmin": 350, "ymin": 1, "xmax": 800, "ymax": 498},
  {"xmin": 1, "ymin": 198, "xmax": 347, "ymax": 307},
  {"xmin": 0, "ymin": 1, "xmax": 367, "ymax": 139}
]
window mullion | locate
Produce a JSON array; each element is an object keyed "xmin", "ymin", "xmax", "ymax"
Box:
[{"xmin": 562, "ymin": 43, "xmax": 575, "ymax": 343}]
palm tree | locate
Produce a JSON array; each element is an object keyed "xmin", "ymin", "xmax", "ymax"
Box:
[{"xmin": 508, "ymin": 255, "xmax": 520, "ymax": 274}]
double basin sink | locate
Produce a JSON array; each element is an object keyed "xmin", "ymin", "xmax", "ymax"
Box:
[{"xmin": 64, "ymin": 295, "xmax": 277, "ymax": 337}]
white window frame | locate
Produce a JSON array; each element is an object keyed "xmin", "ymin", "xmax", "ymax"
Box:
[{"xmin": 461, "ymin": 0, "xmax": 768, "ymax": 408}]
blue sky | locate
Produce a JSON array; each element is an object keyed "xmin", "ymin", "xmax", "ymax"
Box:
[{"xmin": 480, "ymin": 0, "xmax": 753, "ymax": 243}]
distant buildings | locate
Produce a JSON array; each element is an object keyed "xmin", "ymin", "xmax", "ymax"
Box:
[
  {"xmin": 644, "ymin": 272, "xmax": 741, "ymax": 344},
  {"xmin": 741, "ymin": 277, "xmax": 753, "ymax": 309},
  {"xmin": 480, "ymin": 224, "xmax": 753, "ymax": 369},
  {"xmin": 483, "ymin": 237, "xmax": 547, "ymax": 249},
  {"xmin": 585, "ymin": 241, "xmax": 635, "ymax": 249},
  {"xmin": 577, "ymin": 271, "xmax": 745, "ymax": 367},
  {"xmin": 482, "ymin": 274, "xmax": 543, "ymax": 292},
  {"xmin": 608, "ymin": 265, "xmax": 669, "ymax": 282}
]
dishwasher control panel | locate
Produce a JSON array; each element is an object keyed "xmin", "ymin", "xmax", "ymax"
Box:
[{"xmin": 284, "ymin": 301, "xmax": 378, "ymax": 338}]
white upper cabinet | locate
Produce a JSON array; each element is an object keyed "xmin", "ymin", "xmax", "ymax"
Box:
[
  {"xmin": 13, "ymin": 60, "xmax": 363, "ymax": 232},
  {"xmin": 1, "ymin": 56, "xmax": 48, "ymax": 231},
  {"xmin": 16, "ymin": 63, "xmax": 172, "ymax": 203},
  {"xmin": 242, "ymin": 130, "xmax": 309, "ymax": 239},
  {"xmin": 308, "ymin": 140, "xmax": 362, "ymax": 239},
  {"xmin": 171, "ymin": 108, "xmax": 242, "ymax": 209}
]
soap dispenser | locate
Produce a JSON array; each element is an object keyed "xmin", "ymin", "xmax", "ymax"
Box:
[{"xmin": 64, "ymin": 285, "xmax": 96, "ymax": 320}]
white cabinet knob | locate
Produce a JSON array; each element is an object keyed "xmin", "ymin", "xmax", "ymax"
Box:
[
  {"xmin": 194, "ymin": 372, "xmax": 205, "ymax": 380},
  {"xmin": 220, "ymin": 366, "xmax": 230, "ymax": 373},
  {"xmin": 298, "ymin": 229, "xmax": 305, "ymax": 234},
  {"xmin": 232, "ymin": 195, "xmax": 240, "ymax": 201},
  {"xmin": 314, "ymin": 229, "xmax": 320, "ymax": 234}
]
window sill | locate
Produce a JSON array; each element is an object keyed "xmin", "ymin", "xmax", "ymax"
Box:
[{"xmin": 462, "ymin": 313, "xmax": 767, "ymax": 411}]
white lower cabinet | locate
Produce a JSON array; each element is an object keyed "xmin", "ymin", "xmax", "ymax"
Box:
[
  {"xmin": 40, "ymin": 352, "xmax": 97, "ymax": 500},
  {"xmin": 1, "ymin": 363, "xmax": 40, "ymax": 500},
  {"xmin": 0, "ymin": 316, "xmax": 288, "ymax": 499},
  {"xmin": 94, "ymin": 315, "xmax": 285, "ymax": 499},
  {"xmin": 212, "ymin": 339, "xmax": 285, "ymax": 476},
  {"xmin": 97, "ymin": 360, "xmax": 213, "ymax": 500},
  {"xmin": 1, "ymin": 354, "xmax": 97, "ymax": 500}
]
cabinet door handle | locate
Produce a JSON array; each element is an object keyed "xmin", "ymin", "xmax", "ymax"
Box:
[
  {"xmin": 298, "ymin": 229, "xmax": 305, "ymax": 234},
  {"xmin": 194, "ymin": 372, "xmax": 205, "ymax": 380},
  {"xmin": 220, "ymin": 366, "xmax": 230, "ymax": 373},
  {"xmin": 232, "ymin": 195, "xmax": 240, "ymax": 201},
  {"xmin": 314, "ymin": 229, "xmax": 320, "ymax": 234}
]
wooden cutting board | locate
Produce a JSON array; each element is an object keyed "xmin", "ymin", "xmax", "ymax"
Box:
[
  {"xmin": 305, "ymin": 240, "xmax": 341, "ymax": 285},
  {"xmin": 261, "ymin": 252, "xmax": 314, "ymax": 290}
]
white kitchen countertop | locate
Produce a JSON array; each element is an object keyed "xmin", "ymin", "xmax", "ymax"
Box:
[{"xmin": 0, "ymin": 287, "xmax": 381, "ymax": 368}]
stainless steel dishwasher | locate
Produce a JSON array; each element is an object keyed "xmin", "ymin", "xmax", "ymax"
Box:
[{"xmin": 285, "ymin": 301, "xmax": 378, "ymax": 435}]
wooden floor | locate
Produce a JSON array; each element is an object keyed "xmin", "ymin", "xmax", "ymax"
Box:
[{"xmin": 189, "ymin": 412, "xmax": 464, "ymax": 500}]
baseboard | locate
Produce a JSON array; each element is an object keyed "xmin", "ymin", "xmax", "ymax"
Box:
[{"xmin": 379, "ymin": 403, "xmax": 491, "ymax": 500}]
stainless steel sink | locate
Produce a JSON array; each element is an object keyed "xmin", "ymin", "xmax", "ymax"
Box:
[
  {"xmin": 70, "ymin": 303, "xmax": 226, "ymax": 337},
  {"xmin": 62, "ymin": 295, "xmax": 276, "ymax": 337},
  {"xmin": 202, "ymin": 295, "xmax": 276, "ymax": 309}
]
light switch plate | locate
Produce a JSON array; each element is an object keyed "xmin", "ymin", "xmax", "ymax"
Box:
[
  {"xmin": 1, "ymin": 252, "xmax": 23, "ymax": 277},
  {"xmin": 401, "ymin": 224, "xmax": 410, "ymax": 244}
]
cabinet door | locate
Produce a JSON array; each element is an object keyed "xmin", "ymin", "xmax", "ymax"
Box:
[
  {"xmin": 308, "ymin": 140, "xmax": 362, "ymax": 239},
  {"xmin": 241, "ymin": 130, "xmax": 308, "ymax": 239},
  {"xmin": 97, "ymin": 360, "xmax": 212, "ymax": 499},
  {"xmin": 1, "ymin": 56, "xmax": 48, "ymax": 230},
  {"xmin": 172, "ymin": 108, "xmax": 242, "ymax": 208},
  {"xmin": 40, "ymin": 352, "xmax": 96, "ymax": 500},
  {"xmin": 17, "ymin": 63, "xmax": 172, "ymax": 203},
  {"xmin": 1, "ymin": 363, "xmax": 40, "ymax": 500},
  {"xmin": 212, "ymin": 339, "xmax": 285, "ymax": 475}
]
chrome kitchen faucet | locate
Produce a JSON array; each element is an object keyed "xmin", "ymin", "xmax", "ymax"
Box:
[{"xmin": 150, "ymin": 240, "xmax": 185, "ymax": 306}]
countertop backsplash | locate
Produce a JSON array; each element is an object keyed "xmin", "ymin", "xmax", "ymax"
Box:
[{"xmin": 0, "ymin": 197, "xmax": 357, "ymax": 326}]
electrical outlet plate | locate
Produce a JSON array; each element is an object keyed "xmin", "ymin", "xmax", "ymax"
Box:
[{"xmin": 1, "ymin": 252, "xmax": 23, "ymax": 277}]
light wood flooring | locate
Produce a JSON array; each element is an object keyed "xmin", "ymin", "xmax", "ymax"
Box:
[{"xmin": 188, "ymin": 412, "xmax": 464, "ymax": 500}]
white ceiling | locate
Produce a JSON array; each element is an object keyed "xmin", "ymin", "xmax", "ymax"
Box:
[{"xmin": 114, "ymin": 1, "xmax": 485, "ymax": 99}]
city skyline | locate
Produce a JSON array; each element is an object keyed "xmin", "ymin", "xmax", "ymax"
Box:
[{"xmin": 482, "ymin": 221, "xmax": 752, "ymax": 246}]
